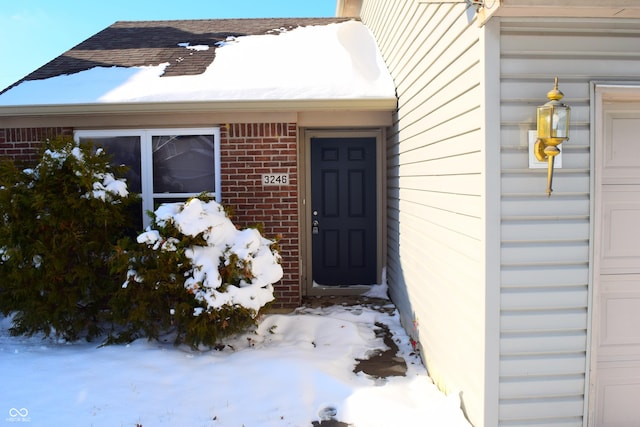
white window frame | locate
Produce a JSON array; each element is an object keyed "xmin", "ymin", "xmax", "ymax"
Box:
[{"xmin": 75, "ymin": 128, "xmax": 221, "ymax": 228}]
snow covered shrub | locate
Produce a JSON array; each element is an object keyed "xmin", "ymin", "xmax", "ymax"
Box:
[
  {"xmin": 0, "ymin": 136, "xmax": 138, "ymax": 341},
  {"xmin": 110, "ymin": 195, "xmax": 283, "ymax": 348}
]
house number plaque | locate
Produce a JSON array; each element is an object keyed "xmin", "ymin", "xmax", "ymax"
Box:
[{"xmin": 262, "ymin": 173, "xmax": 289, "ymax": 186}]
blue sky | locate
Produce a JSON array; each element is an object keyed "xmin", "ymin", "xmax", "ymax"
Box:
[{"xmin": 0, "ymin": 0, "xmax": 337, "ymax": 91}]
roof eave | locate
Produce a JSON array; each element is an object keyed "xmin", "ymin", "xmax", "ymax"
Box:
[
  {"xmin": 0, "ymin": 98, "xmax": 398, "ymax": 117},
  {"xmin": 479, "ymin": 0, "xmax": 640, "ymax": 23}
]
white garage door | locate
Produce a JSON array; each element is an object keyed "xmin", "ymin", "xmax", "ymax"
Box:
[{"xmin": 591, "ymin": 100, "xmax": 640, "ymax": 426}]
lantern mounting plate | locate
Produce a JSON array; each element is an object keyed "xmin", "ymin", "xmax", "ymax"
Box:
[{"xmin": 528, "ymin": 130, "xmax": 562, "ymax": 169}]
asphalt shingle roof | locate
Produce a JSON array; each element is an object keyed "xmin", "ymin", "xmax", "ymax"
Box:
[{"xmin": 11, "ymin": 17, "xmax": 354, "ymax": 88}]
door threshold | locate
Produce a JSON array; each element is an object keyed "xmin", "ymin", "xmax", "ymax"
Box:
[{"xmin": 306, "ymin": 284, "xmax": 373, "ymax": 297}]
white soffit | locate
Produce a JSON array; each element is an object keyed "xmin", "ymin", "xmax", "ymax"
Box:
[
  {"xmin": 415, "ymin": 0, "xmax": 640, "ymax": 22},
  {"xmin": 336, "ymin": 0, "xmax": 363, "ymax": 17},
  {"xmin": 494, "ymin": 0, "xmax": 640, "ymax": 18}
]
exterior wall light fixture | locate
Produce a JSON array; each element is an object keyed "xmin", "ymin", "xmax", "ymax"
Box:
[{"xmin": 534, "ymin": 77, "xmax": 570, "ymax": 196}]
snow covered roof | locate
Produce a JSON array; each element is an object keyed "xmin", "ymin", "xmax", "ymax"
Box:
[{"xmin": 0, "ymin": 18, "xmax": 396, "ymax": 111}]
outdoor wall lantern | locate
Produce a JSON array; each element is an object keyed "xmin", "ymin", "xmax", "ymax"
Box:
[{"xmin": 534, "ymin": 77, "xmax": 570, "ymax": 196}]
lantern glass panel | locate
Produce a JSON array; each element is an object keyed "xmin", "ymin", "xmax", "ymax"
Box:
[
  {"xmin": 537, "ymin": 105, "xmax": 553, "ymax": 139},
  {"xmin": 537, "ymin": 104, "xmax": 570, "ymax": 140},
  {"xmin": 552, "ymin": 106, "xmax": 570, "ymax": 139}
]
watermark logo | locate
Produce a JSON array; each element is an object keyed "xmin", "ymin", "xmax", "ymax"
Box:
[{"xmin": 6, "ymin": 408, "xmax": 30, "ymax": 423}]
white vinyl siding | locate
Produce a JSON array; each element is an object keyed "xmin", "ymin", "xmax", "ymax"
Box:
[
  {"xmin": 360, "ymin": 1, "xmax": 490, "ymax": 425},
  {"xmin": 358, "ymin": 2, "xmax": 640, "ymax": 425},
  {"xmin": 498, "ymin": 19, "xmax": 640, "ymax": 426}
]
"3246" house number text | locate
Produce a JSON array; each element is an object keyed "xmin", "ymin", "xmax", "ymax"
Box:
[{"xmin": 262, "ymin": 173, "xmax": 289, "ymax": 186}]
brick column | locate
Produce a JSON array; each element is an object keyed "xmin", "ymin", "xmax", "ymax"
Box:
[{"xmin": 220, "ymin": 123, "xmax": 300, "ymax": 308}]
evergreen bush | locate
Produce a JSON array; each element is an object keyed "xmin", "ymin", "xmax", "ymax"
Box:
[
  {"xmin": 0, "ymin": 136, "xmax": 138, "ymax": 341},
  {"xmin": 110, "ymin": 195, "xmax": 283, "ymax": 349}
]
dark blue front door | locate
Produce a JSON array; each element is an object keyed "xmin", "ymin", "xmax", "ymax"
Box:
[{"xmin": 311, "ymin": 137, "xmax": 377, "ymax": 286}]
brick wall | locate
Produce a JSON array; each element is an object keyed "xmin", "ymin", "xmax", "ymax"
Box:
[
  {"xmin": 221, "ymin": 123, "xmax": 300, "ymax": 308},
  {"xmin": 0, "ymin": 127, "xmax": 73, "ymax": 164}
]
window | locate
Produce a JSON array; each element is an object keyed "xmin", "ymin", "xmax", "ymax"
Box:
[{"xmin": 75, "ymin": 128, "xmax": 221, "ymax": 228}]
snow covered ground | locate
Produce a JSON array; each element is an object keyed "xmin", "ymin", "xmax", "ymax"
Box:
[{"xmin": 0, "ymin": 299, "xmax": 471, "ymax": 427}]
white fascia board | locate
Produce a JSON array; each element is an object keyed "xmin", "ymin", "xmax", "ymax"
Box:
[{"xmin": 0, "ymin": 98, "xmax": 397, "ymax": 118}]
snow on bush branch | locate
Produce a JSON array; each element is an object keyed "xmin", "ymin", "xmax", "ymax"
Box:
[{"xmin": 126, "ymin": 197, "xmax": 283, "ymax": 315}]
